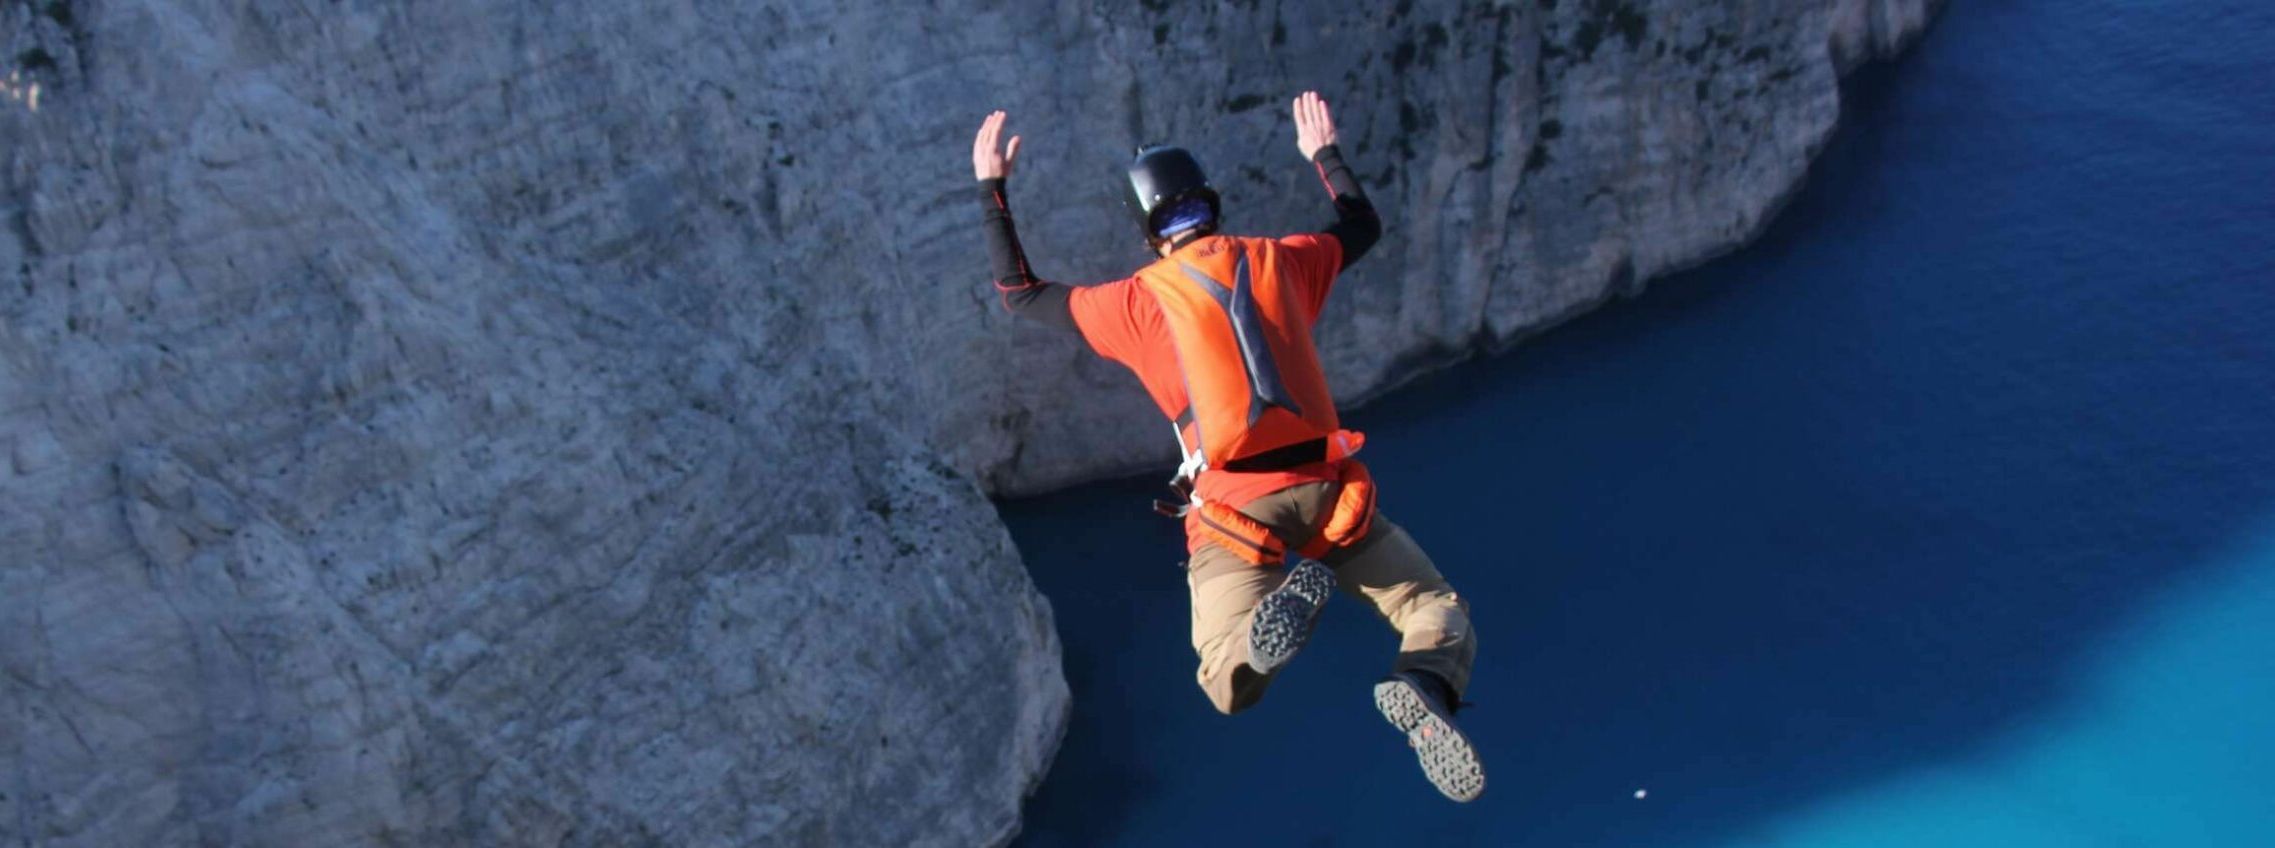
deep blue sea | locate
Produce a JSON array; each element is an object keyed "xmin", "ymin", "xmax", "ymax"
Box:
[{"xmin": 999, "ymin": 1, "xmax": 2275, "ymax": 845}]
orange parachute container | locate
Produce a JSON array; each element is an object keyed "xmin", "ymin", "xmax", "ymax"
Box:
[{"xmin": 1135, "ymin": 236, "xmax": 1340, "ymax": 470}]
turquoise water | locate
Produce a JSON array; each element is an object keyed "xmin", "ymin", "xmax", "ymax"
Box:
[
  {"xmin": 1712, "ymin": 532, "xmax": 2275, "ymax": 846},
  {"xmin": 1001, "ymin": 1, "xmax": 2275, "ymax": 845}
]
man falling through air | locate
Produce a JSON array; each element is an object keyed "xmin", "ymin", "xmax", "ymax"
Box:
[{"xmin": 973, "ymin": 93, "xmax": 1483, "ymax": 801}]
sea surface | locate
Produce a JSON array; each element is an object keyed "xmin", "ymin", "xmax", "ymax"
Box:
[{"xmin": 1000, "ymin": 1, "xmax": 2275, "ymax": 845}]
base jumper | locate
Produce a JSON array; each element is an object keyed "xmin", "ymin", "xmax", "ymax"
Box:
[{"xmin": 972, "ymin": 93, "xmax": 1484, "ymax": 802}]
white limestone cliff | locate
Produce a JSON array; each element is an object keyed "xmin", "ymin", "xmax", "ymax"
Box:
[{"xmin": 0, "ymin": 0, "xmax": 1937, "ymax": 844}]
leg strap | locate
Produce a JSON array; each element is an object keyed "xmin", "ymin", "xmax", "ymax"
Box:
[
  {"xmin": 1299, "ymin": 459, "xmax": 1378, "ymax": 560},
  {"xmin": 1189, "ymin": 500, "xmax": 1287, "ymax": 566},
  {"xmin": 1184, "ymin": 460, "xmax": 1379, "ymax": 566}
]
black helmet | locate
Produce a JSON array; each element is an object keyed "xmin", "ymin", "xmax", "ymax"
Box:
[{"xmin": 1126, "ymin": 145, "xmax": 1221, "ymax": 244}]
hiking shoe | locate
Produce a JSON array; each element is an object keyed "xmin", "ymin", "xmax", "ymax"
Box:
[
  {"xmin": 1374, "ymin": 671, "xmax": 1485, "ymax": 802},
  {"xmin": 1245, "ymin": 558, "xmax": 1335, "ymax": 675}
]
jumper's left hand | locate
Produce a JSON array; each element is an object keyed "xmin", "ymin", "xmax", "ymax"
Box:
[{"xmin": 972, "ymin": 110, "xmax": 1022, "ymax": 181}]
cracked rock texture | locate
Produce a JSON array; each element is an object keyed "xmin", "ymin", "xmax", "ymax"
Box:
[{"xmin": 0, "ymin": 0, "xmax": 1935, "ymax": 845}]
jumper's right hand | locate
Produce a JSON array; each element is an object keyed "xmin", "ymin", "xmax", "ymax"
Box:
[
  {"xmin": 973, "ymin": 110, "xmax": 1022, "ymax": 181},
  {"xmin": 1292, "ymin": 91, "xmax": 1338, "ymax": 161}
]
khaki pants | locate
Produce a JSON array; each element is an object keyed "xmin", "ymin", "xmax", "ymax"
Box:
[{"xmin": 1186, "ymin": 481, "xmax": 1474, "ymax": 715}]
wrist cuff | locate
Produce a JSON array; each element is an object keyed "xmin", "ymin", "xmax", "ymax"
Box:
[{"xmin": 978, "ymin": 177, "xmax": 1009, "ymax": 211}]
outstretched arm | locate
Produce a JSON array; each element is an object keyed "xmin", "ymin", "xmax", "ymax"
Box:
[
  {"xmin": 974, "ymin": 111, "xmax": 1076, "ymax": 331},
  {"xmin": 1292, "ymin": 92, "xmax": 1380, "ymax": 270}
]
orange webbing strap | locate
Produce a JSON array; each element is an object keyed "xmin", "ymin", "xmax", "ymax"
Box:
[
  {"xmin": 1189, "ymin": 500, "xmax": 1288, "ymax": 566},
  {"xmin": 1185, "ymin": 459, "xmax": 1380, "ymax": 566},
  {"xmin": 1298, "ymin": 460, "xmax": 1377, "ymax": 561}
]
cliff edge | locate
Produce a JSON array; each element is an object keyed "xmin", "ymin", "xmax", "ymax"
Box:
[{"xmin": 0, "ymin": 1, "xmax": 1936, "ymax": 844}]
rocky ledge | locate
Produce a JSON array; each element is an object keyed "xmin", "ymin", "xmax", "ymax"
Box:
[{"xmin": 0, "ymin": 1, "xmax": 1935, "ymax": 844}]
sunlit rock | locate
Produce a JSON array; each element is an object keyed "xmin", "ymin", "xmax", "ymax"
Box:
[{"xmin": 1, "ymin": 1, "xmax": 1936, "ymax": 844}]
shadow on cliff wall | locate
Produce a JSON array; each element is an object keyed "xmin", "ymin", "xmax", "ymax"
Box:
[{"xmin": 999, "ymin": 0, "xmax": 2275, "ymax": 841}]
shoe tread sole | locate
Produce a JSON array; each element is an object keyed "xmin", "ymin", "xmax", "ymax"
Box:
[
  {"xmin": 1373, "ymin": 678, "xmax": 1485, "ymax": 802},
  {"xmin": 1246, "ymin": 560, "xmax": 1334, "ymax": 674}
]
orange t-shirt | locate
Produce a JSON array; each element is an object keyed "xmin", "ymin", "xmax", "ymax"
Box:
[{"xmin": 1067, "ymin": 233, "xmax": 1346, "ymax": 509}]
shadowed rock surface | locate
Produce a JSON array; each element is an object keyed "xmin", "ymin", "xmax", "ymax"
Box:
[{"xmin": 0, "ymin": 0, "xmax": 1933, "ymax": 844}]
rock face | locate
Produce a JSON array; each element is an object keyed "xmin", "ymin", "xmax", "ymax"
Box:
[{"xmin": 0, "ymin": 1, "xmax": 1935, "ymax": 845}]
